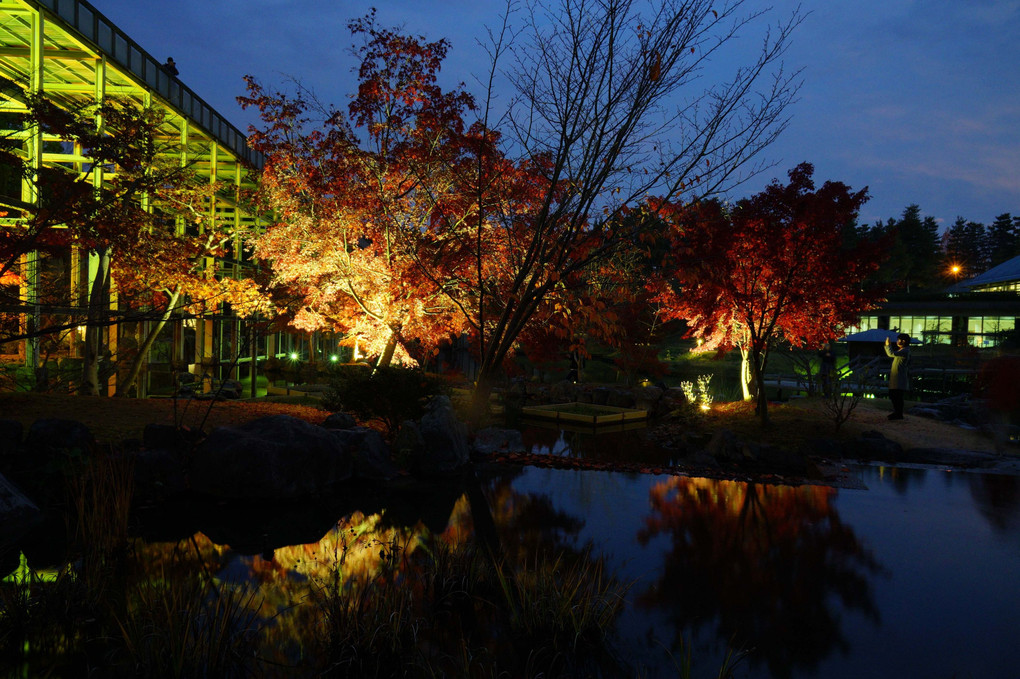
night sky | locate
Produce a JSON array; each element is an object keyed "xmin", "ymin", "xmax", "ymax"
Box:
[{"xmin": 87, "ymin": 0, "xmax": 1020, "ymax": 230}]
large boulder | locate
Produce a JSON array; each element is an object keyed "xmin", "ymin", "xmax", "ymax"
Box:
[
  {"xmin": 414, "ymin": 396, "xmax": 470, "ymax": 477},
  {"xmin": 330, "ymin": 426, "xmax": 398, "ymax": 481},
  {"xmin": 848, "ymin": 430, "xmax": 904, "ymax": 462},
  {"xmin": 25, "ymin": 418, "xmax": 95, "ymax": 458},
  {"xmin": 322, "ymin": 412, "xmax": 357, "ymax": 430},
  {"xmin": 548, "ymin": 380, "xmax": 578, "ymax": 402},
  {"xmin": 0, "ymin": 473, "xmax": 41, "ymax": 546},
  {"xmin": 393, "ymin": 421, "xmax": 426, "ymax": 469},
  {"xmin": 132, "ymin": 447, "xmax": 190, "ymax": 501},
  {"xmin": 130, "ymin": 424, "xmax": 206, "ymax": 502},
  {"xmin": 0, "ymin": 419, "xmax": 23, "ymax": 459},
  {"xmin": 632, "ymin": 386, "xmax": 665, "ymax": 415},
  {"xmin": 756, "ymin": 444, "xmax": 809, "ymax": 474},
  {"xmin": 191, "ymin": 415, "xmax": 353, "ymax": 499},
  {"xmin": 143, "ymin": 423, "xmax": 204, "ymax": 452},
  {"xmin": 605, "ymin": 389, "xmax": 635, "ymax": 408},
  {"xmin": 704, "ymin": 429, "xmax": 745, "ymax": 463}
]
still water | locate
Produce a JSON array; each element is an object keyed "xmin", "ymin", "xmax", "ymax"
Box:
[
  {"xmin": 499, "ymin": 463, "xmax": 1020, "ymax": 678},
  {"xmin": 168, "ymin": 455, "xmax": 1020, "ymax": 679}
]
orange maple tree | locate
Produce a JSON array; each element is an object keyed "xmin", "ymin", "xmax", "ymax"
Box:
[
  {"xmin": 240, "ymin": 12, "xmax": 478, "ymax": 369},
  {"xmin": 243, "ymin": 0, "xmax": 802, "ymax": 414}
]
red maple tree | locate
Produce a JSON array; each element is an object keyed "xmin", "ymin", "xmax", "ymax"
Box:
[{"xmin": 652, "ymin": 163, "xmax": 885, "ymax": 424}]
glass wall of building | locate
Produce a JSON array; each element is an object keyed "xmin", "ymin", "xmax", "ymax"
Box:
[
  {"xmin": 966, "ymin": 316, "xmax": 1017, "ymax": 347},
  {"xmin": 886, "ymin": 316, "xmax": 953, "ymax": 344}
]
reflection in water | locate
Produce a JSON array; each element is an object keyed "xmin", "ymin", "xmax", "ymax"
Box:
[
  {"xmin": 521, "ymin": 422, "xmax": 678, "ymax": 466},
  {"xmin": 968, "ymin": 474, "xmax": 1020, "ymax": 532},
  {"xmin": 874, "ymin": 465, "xmax": 929, "ymax": 495},
  {"xmin": 125, "ymin": 471, "xmax": 625, "ymax": 676},
  {"xmin": 635, "ymin": 478, "xmax": 883, "ymax": 679},
  {"xmin": 14, "ymin": 456, "xmax": 1019, "ymax": 677},
  {"xmin": 129, "ymin": 498, "xmax": 479, "ymax": 672}
]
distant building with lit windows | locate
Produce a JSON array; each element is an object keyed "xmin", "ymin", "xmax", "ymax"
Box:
[{"xmin": 851, "ymin": 255, "xmax": 1020, "ymax": 348}]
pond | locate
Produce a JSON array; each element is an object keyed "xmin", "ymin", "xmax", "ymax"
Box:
[
  {"xmin": 502, "ymin": 462, "xmax": 1020, "ymax": 678},
  {"xmin": 8, "ymin": 444, "xmax": 1019, "ymax": 677},
  {"xmin": 128, "ymin": 458, "xmax": 1020, "ymax": 677}
]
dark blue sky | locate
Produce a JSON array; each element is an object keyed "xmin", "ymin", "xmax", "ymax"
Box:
[{"xmin": 94, "ymin": 0, "xmax": 1020, "ymax": 230}]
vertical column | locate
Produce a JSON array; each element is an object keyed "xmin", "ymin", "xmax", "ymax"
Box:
[
  {"xmin": 94, "ymin": 56, "xmax": 119, "ymax": 396},
  {"xmin": 176, "ymin": 119, "xmax": 189, "ymax": 372},
  {"xmin": 22, "ymin": 8, "xmax": 44, "ymax": 386},
  {"xmin": 68, "ymin": 246, "xmax": 81, "ymax": 359},
  {"xmin": 202, "ymin": 142, "xmax": 218, "ymax": 384},
  {"xmin": 136, "ymin": 91, "xmax": 154, "ymax": 398}
]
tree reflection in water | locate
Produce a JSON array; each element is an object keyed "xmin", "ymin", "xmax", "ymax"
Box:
[
  {"xmin": 124, "ymin": 470, "xmax": 624, "ymax": 676},
  {"xmin": 637, "ymin": 477, "xmax": 884, "ymax": 678},
  {"xmin": 968, "ymin": 474, "xmax": 1020, "ymax": 532}
]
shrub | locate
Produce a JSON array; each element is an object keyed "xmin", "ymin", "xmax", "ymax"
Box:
[{"xmin": 322, "ymin": 365, "xmax": 448, "ymax": 437}]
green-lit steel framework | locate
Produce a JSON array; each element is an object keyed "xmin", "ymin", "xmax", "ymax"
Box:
[{"xmin": 0, "ymin": 0, "xmax": 301, "ymax": 396}]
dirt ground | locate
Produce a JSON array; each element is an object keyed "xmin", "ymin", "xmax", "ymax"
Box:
[
  {"xmin": 2, "ymin": 391, "xmax": 1015, "ymax": 473},
  {"xmin": 789, "ymin": 398, "xmax": 997, "ymax": 451}
]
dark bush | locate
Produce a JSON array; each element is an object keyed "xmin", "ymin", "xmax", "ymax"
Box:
[{"xmin": 322, "ymin": 365, "xmax": 448, "ymax": 437}]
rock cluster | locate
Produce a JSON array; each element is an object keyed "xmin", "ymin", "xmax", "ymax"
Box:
[{"xmin": 0, "ymin": 398, "xmax": 485, "ymax": 557}]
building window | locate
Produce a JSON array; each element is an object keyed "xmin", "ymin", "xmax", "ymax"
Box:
[
  {"xmin": 967, "ymin": 316, "xmax": 1017, "ymax": 347},
  {"xmin": 974, "ymin": 282, "xmax": 1020, "ymax": 293},
  {"xmin": 849, "ymin": 316, "xmax": 881, "ymax": 333},
  {"xmin": 888, "ymin": 316, "xmax": 953, "ymax": 344}
]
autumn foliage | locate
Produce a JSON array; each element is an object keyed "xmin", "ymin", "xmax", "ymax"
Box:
[
  {"xmin": 652, "ymin": 163, "xmax": 885, "ymax": 423},
  {"xmin": 239, "ymin": 12, "xmax": 482, "ymax": 368}
]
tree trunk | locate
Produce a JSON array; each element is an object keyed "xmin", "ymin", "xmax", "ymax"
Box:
[
  {"xmin": 739, "ymin": 346, "xmax": 754, "ymax": 401},
  {"xmin": 249, "ymin": 318, "xmax": 259, "ymax": 399},
  {"xmin": 373, "ymin": 326, "xmax": 400, "ymax": 371},
  {"xmin": 116, "ymin": 287, "xmax": 181, "ymax": 397},
  {"xmin": 751, "ymin": 348, "xmax": 771, "ymax": 426},
  {"xmin": 469, "ymin": 370, "xmax": 498, "ymax": 426},
  {"xmin": 80, "ymin": 248, "xmax": 111, "ymax": 396}
]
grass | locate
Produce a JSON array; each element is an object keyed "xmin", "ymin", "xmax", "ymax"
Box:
[{"xmin": 0, "ymin": 391, "xmax": 330, "ymax": 444}]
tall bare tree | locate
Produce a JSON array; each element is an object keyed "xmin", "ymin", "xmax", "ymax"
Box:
[{"xmin": 456, "ymin": 0, "xmax": 803, "ymax": 416}]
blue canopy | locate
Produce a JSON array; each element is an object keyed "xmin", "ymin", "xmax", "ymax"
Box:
[{"xmin": 838, "ymin": 329, "xmax": 922, "ymax": 344}]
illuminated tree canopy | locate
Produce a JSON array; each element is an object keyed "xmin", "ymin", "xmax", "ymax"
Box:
[{"xmin": 652, "ymin": 163, "xmax": 885, "ymax": 424}]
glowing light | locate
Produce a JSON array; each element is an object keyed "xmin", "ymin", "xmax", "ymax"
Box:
[
  {"xmin": 289, "ymin": 352, "xmax": 298, "ymax": 360},
  {"xmin": 329, "ymin": 355, "xmax": 339, "ymax": 362}
]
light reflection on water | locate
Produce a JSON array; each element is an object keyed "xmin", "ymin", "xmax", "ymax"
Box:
[
  {"xmin": 502, "ymin": 463, "xmax": 1020, "ymax": 678},
  {"xmin": 122, "ymin": 458, "xmax": 1020, "ymax": 678}
]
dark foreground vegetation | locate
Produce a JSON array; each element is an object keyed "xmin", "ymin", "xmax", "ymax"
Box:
[{"xmin": 1, "ymin": 445, "xmax": 637, "ymax": 678}]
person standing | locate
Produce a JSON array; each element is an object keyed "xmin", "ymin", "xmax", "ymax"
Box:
[
  {"xmin": 884, "ymin": 333, "xmax": 911, "ymax": 420},
  {"xmin": 818, "ymin": 342, "xmax": 836, "ymax": 396}
]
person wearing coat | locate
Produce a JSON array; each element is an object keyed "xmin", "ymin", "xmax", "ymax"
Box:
[{"xmin": 884, "ymin": 333, "xmax": 911, "ymax": 420}]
